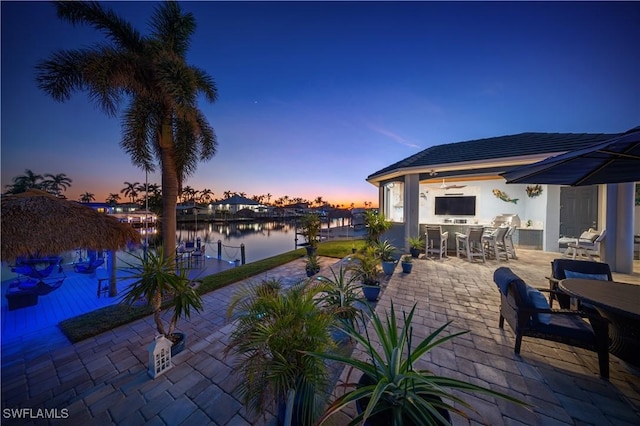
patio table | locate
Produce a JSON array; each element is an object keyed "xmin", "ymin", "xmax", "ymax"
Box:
[{"xmin": 559, "ymin": 278, "xmax": 640, "ymax": 367}]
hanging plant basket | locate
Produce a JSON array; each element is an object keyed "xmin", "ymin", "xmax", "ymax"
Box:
[{"xmin": 525, "ymin": 185, "xmax": 543, "ymax": 198}]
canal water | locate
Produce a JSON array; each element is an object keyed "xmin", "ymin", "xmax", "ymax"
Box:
[{"xmin": 1, "ymin": 219, "xmax": 357, "ymax": 281}]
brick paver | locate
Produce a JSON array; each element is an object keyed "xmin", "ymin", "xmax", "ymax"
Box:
[{"xmin": 1, "ymin": 251, "xmax": 639, "ymax": 425}]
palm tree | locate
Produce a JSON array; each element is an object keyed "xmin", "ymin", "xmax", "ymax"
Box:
[
  {"xmin": 106, "ymin": 193, "xmax": 121, "ymax": 205},
  {"xmin": 5, "ymin": 169, "xmax": 44, "ymax": 194},
  {"xmin": 199, "ymin": 188, "xmax": 213, "ymax": 203},
  {"xmin": 79, "ymin": 192, "xmax": 95, "ymax": 203},
  {"xmin": 265, "ymin": 192, "xmax": 272, "ymax": 205},
  {"xmin": 121, "ymin": 181, "xmax": 140, "ymax": 204},
  {"xmin": 43, "ymin": 173, "xmax": 72, "ymax": 196},
  {"xmin": 223, "ymin": 190, "xmax": 232, "ymax": 200},
  {"xmin": 182, "ymin": 185, "xmax": 196, "ymax": 204},
  {"xmin": 36, "ymin": 1, "xmax": 217, "ymax": 260},
  {"xmin": 314, "ymin": 196, "xmax": 324, "ymax": 208}
]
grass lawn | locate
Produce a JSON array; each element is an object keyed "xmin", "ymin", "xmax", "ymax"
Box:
[{"xmin": 60, "ymin": 239, "xmax": 365, "ymax": 343}]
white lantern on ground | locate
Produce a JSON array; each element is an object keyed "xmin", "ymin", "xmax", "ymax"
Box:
[{"xmin": 148, "ymin": 335, "xmax": 173, "ymax": 378}]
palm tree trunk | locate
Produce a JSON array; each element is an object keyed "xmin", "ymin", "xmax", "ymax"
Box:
[
  {"xmin": 160, "ymin": 122, "xmax": 178, "ymax": 265},
  {"xmin": 152, "ymin": 292, "xmax": 166, "ymax": 336}
]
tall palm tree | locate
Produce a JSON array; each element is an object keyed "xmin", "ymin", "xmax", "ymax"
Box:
[
  {"xmin": 79, "ymin": 192, "xmax": 95, "ymax": 203},
  {"xmin": 121, "ymin": 181, "xmax": 140, "ymax": 204},
  {"xmin": 265, "ymin": 193, "xmax": 272, "ymax": 205},
  {"xmin": 223, "ymin": 190, "xmax": 232, "ymax": 199},
  {"xmin": 36, "ymin": 1, "xmax": 217, "ymax": 259}
]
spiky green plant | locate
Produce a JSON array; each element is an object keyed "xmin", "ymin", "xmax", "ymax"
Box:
[
  {"xmin": 317, "ymin": 265, "xmax": 364, "ymax": 329},
  {"xmin": 120, "ymin": 247, "xmax": 203, "ymax": 337},
  {"xmin": 310, "ymin": 302, "xmax": 529, "ymax": 425}
]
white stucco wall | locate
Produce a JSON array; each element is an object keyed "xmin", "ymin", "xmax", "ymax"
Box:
[{"xmin": 416, "ymin": 178, "xmax": 545, "ymax": 227}]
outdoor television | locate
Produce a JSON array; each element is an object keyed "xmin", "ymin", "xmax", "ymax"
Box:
[{"xmin": 434, "ymin": 196, "xmax": 476, "ymax": 216}]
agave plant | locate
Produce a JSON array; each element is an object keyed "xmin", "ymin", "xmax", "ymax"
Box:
[{"xmin": 310, "ymin": 302, "xmax": 529, "ymax": 425}]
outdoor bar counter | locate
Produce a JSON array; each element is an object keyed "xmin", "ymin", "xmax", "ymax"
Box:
[{"xmin": 419, "ymin": 223, "xmax": 544, "ymax": 253}]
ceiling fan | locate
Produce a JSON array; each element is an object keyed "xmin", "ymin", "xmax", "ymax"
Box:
[{"xmin": 434, "ymin": 179, "xmax": 466, "ymax": 190}]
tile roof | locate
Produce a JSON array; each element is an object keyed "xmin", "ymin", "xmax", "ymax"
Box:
[{"xmin": 367, "ymin": 132, "xmax": 620, "ymax": 180}]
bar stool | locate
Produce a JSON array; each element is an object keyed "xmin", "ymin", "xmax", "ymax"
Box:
[{"xmin": 455, "ymin": 226, "xmax": 486, "ymax": 262}]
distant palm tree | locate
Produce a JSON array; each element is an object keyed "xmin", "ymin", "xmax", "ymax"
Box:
[
  {"xmin": 106, "ymin": 193, "xmax": 121, "ymax": 205},
  {"xmin": 5, "ymin": 169, "xmax": 45, "ymax": 194},
  {"xmin": 43, "ymin": 173, "xmax": 72, "ymax": 196},
  {"xmin": 314, "ymin": 196, "xmax": 324, "ymax": 207},
  {"xmin": 181, "ymin": 186, "xmax": 197, "ymax": 204},
  {"xmin": 121, "ymin": 181, "xmax": 140, "ymax": 204},
  {"xmin": 265, "ymin": 193, "xmax": 272, "ymax": 205},
  {"xmin": 79, "ymin": 192, "xmax": 95, "ymax": 203},
  {"xmin": 36, "ymin": 1, "xmax": 217, "ymax": 260},
  {"xmin": 199, "ymin": 188, "xmax": 213, "ymax": 203},
  {"xmin": 223, "ymin": 190, "xmax": 232, "ymax": 199},
  {"xmin": 148, "ymin": 183, "xmax": 161, "ymax": 197},
  {"xmin": 238, "ymin": 191, "xmax": 246, "ymax": 198}
]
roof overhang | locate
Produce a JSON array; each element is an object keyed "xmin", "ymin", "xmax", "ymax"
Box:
[{"xmin": 366, "ymin": 152, "xmax": 568, "ymax": 186}]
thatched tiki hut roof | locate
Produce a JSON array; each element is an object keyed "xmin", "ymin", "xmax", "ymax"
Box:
[{"xmin": 1, "ymin": 190, "xmax": 141, "ymax": 261}]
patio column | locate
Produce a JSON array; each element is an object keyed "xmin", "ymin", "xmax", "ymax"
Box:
[
  {"xmin": 604, "ymin": 183, "xmax": 634, "ymax": 273},
  {"xmin": 404, "ymin": 174, "xmax": 420, "ymax": 251}
]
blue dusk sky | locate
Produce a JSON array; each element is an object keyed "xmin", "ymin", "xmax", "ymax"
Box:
[{"xmin": 2, "ymin": 1, "xmax": 639, "ymax": 207}]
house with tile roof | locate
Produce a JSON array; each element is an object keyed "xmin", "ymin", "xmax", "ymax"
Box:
[
  {"xmin": 211, "ymin": 194, "xmax": 265, "ymax": 214},
  {"xmin": 367, "ymin": 129, "xmax": 636, "ymax": 272}
]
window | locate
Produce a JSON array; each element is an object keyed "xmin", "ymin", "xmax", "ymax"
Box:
[{"xmin": 383, "ymin": 182, "xmax": 404, "ymax": 222}]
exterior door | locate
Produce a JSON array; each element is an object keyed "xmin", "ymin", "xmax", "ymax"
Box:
[{"xmin": 559, "ymin": 186, "xmax": 598, "ymax": 237}]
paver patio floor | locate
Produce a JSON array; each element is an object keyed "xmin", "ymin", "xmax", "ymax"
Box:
[{"xmin": 1, "ymin": 250, "xmax": 639, "ymax": 425}]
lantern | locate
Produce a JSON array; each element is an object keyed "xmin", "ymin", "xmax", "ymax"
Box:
[{"xmin": 148, "ymin": 335, "xmax": 173, "ymax": 378}]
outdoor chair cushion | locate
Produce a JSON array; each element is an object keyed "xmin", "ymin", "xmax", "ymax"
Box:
[
  {"xmin": 564, "ymin": 270, "xmax": 609, "ymax": 281},
  {"xmin": 526, "ymin": 286, "xmax": 551, "ymax": 324},
  {"xmin": 533, "ymin": 312, "xmax": 595, "ymax": 341},
  {"xmin": 579, "ymin": 230, "xmax": 600, "ymax": 243}
]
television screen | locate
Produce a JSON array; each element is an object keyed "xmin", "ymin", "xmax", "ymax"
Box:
[{"xmin": 434, "ymin": 196, "xmax": 476, "ymax": 216}]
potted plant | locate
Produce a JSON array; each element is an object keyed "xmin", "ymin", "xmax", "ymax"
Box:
[
  {"xmin": 305, "ymin": 253, "xmax": 321, "ymax": 277},
  {"xmin": 224, "ymin": 278, "xmax": 335, "ymax": 426},
  {"xmin": 121, "ymin": 247, "xmax": 204, "ymax": 356},
  {"xmin": 374, "ymin": 240, "xmax": 396, "ymax": 275},
  {"xmin": 318, "ymin": 265, "xmax": 364, "ymax": 341},
  {"xmin": 400, "ymin": 255, "xmax": 413, "ymax": 273},
  {"xmin": 406, "ymin": 236, "xmax": 424, "ymax": 258},
  {"xmin": 363, "ymin": 210, "xmax": 392, "ymax": 245},
  {"xmin": 350, "ymin": 246, "xmax": 381, "ymax": 302},
  {"xmin": 300, "ymin": 213, "xmax": 321, "ymax": 256},
  {"xmin": 310, "ymin": 302, "xmax": 529, "ymax": 425}
]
